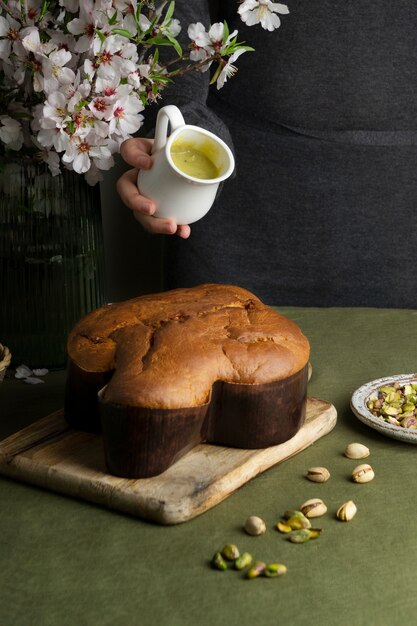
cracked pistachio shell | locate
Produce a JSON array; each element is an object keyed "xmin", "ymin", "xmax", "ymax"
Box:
[
  {"xmin": 306, "ymin": 467, "xmax": 330, "ymax": 483},
  {"xmin": 352, "ymin": 463, "xmax": 375, "ymax": 483},
  {"xmin": 336, "ymin": 500, "xmax": 357, "ymax": 521},
  {"xmin": 244, "ymin": 516, "xmax": 266, "ymax": 536},
  {"xmin": 300, "ymin": 498, "xmax": 327, "ymax": 518},
  {"xmin": 344, "ymin": 443, "xmax": 370, "ymax": 459}
]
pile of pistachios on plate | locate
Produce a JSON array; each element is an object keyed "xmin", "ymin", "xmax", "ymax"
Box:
[{"xmin": 367, "ymin": 382, "xmax": 417, "ymax": 428}]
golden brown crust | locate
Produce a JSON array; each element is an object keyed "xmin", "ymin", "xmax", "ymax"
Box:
[{"xmin": 67, "ymin": 284, "xmax": 310, "ymax": 409}]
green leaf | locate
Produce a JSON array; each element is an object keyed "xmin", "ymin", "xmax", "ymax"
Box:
[
  {"xmin": 40, "ymin": 1, "xmax": 50, "ymax": 20},
  {"xmin": 164, "ymin": 1, "xmax": 175, "ymax": 23},
  {"xmin": 209, "ymin": 63, "xmax": 222, "ymax": 85},
  {"xmin": 94, "ymin": 28, "xmax": 106, "ymax": 43},
  {"xmin": 222, "ymin": 20, "xmax": 229, "ymax": 44},
  {"xmin": 75, "ymin": 99, "xmax": 89, "ymax": 111},
  {"xmin": 111, "ymin": 28, "xmax": 133, "ymax": 38},
  {"xmin": 165, "ymin": 33, "xmax": 182, "ymax": 56},
  {"xmin": 108, "ymin": 9, "xmax": 118, "ymax": 25}
]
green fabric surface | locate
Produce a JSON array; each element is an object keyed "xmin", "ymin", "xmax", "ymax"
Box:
[{"xmin": 1, "ymin": 307, "xmax": 417, "ymax": 626}]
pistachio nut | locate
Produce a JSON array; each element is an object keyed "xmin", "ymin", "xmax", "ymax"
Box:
[
  {"xmin": 344, "ymin": 443, "xmax": 370, "ymax": 459},
  {"xmin": 246, "ymin": 561, "xmax": 266, "ymax": 579},
  {"xmin": 244, "ymin": 516, "xmax": 266, "ymax": 536},
  {"xmin": 288, "ymin": 529, "xmax": 311, "ymax": 543},
  {"xmin": 222, "ymin": 544, "xmax": 240, "ymax": 561},
  {"xmin": 300, "ymin": 498, "xmax": 327, "ymax": 518},
  {"xmin": 286, "ymin": 514, "xmax": 311, "ymax": 530},
  {"xmin": 234, "ymin": 552, "xmax": 253, "ymax": 571},
  {"xmin": 336, "ymin": 500, "xmax": 357, "ymax": 521},
  {"xmin": 306, "ymin": 467, "xmax": 330, "ymax": 483},
  {"xmin": 308, "ymin": 528, "xmax": 322, "ymax": 539},
  {"xmin": 276, "ymin": 521, "xmax": 292, "ymax": 534},
  {"xmin": 351, "ymin": 463, "xmax": 375, "ymax": 483},
  {"xmin": 264, "ymin": 563, "xmax": 288, "ymax": 577},
  {"xmin": 212, "ymin": 552, "xmax": 228, "ymax": 570},
  {"xmin": 283, "ymin": 509, "xmax": 304, "ymax": 520}
]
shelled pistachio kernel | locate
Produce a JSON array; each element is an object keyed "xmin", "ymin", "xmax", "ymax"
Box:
[
  {"xmin": 276, "ymin": 521, "xmax": 292, "ymax": 534},
  {"xmin": 289, "ymin": 529, "xmax": 311, "ymax": 543},
  {"xmin": 286, "ymin": 514, "xmax": 311, "ymax": 530},
  {"xmin": 366, "ymin": 382, "xmax": 417, "ymax": 428},
  {"xmin": 308, "ymin": 529, "xmax": 322, "ymax": 540},
  {"xmin": 351, "ymin": 463, "xmax": 375, "ymax": 483},
  {"xmin": 264, "ymin": 563, "xmax": 287, "ymax": 578},
  {"xmin": 212, "ymin": 552, "xmax": 228, "ymax": 570},
  {"xmin": 234, "ymin": 552, "xmax": 253, "ymax": 571},
  {"xmin": 222, "ymin": 544, "xmax": 240, "ymax": 561},
  {"xmin": 246, "ymin": 561, "xmax": 266, "ymax": 579},
  {"xmin": 283, "ymin": 509, "xmax": 304, "ymax": 520},
  {"xmin": 306, "ymin": 467, "xmax": 330, "ymax": 482},
  {"xmin": 300, "ymin": 498, "xmax": 327, "ymax": 518},
  {"xmin": 336, "ymin": 500, "xmax": 357, "ymax": 521},
  {"xmin": 344, "ymin": 443, "xmax": 370, "ymax": 459},
  {"xmin": 244, "ymin": 516, "xmax": 266, "ymax": 536}
]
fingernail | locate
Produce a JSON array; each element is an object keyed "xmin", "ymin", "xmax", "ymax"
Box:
[
  {"xmin": 137, "ymin": 156, "xmax": 151, "ymax": 169},
  {"xmin": 163, "ymin": 223, "xmax": 176, "ymax": 234}
]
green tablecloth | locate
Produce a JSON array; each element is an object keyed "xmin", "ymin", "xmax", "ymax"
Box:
[{"xmin": 1, "ymin": 308, "xmax": 417, "ymax": 626}]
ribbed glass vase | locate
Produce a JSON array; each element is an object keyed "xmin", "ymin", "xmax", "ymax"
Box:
[{"xmin": 0, "ymin": 159, "xmax": 106, "ymax": 369}]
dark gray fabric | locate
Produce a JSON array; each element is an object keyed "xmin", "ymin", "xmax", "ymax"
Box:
[{"xmin": 160, "ymin": 1, "xmax": 417, "ymax": 307}]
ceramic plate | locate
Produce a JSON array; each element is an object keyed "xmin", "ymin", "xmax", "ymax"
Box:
[{"xmin": 351, "ymin": 373, "xmax": 417, "ymax": 443}]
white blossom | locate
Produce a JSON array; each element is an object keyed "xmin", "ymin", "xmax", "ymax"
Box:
[
  {"xmin": 104, "ymin": 94, "xmax": 144, "ymax": 137},
  {"xmin": 216, "ymin": 50, "xmax": 246, "ymax": 89},
  {"xmin": 0, "ymin": 1, "xmax": 273, "ymax": 184},
  {"xmin": 0, "ymin": 116, "xmax": 23, "ymax": 150},
  {"xmin": 238, "ymin": 0, "xmax": 289, "ymax": 31}
]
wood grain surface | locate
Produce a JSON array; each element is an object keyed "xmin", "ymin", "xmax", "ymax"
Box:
[{"xmin": 0, "ymin": 397, "xmax": 336, "ymax": 524}]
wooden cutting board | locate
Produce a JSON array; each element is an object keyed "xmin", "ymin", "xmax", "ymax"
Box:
[{"xmin": 0, "ymin": 398, "xmax": 336, "ymax": 524}]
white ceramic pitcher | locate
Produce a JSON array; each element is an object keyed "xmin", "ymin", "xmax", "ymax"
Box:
[{"xmin": 137, "ymin": 105, "xmax": 235, "ymax": 225}]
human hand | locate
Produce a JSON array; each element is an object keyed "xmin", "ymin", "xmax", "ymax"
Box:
[{"xmin": 117, "ymin": 138, "xmax": 191, "ymax": 238}]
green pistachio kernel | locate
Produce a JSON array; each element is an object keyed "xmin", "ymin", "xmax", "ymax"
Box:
[
  {"xmin": 212, "ymin": 552, "xmax": 228, "ymax": 571},
  {"xmin": 264, "ymin": 563, "xmax": 287, "ymax": 577}
]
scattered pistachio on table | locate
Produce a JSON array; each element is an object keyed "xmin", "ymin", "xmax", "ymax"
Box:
[
  {"xmin": 344, "ymin": 443, "xmax": 370, "ymax": 459},
  {"xmin": 286, "ymin": 513, "xmax": 311, "ymax": 530},
  {"xmin": 212, "ymin": 551, "xmax": 228, "ymax": 570},
  {"xmin": 300, "ymin": 498, "xmax": 327, "ymax": 518},
  {"xmin": 244, "ymin": 515, "xmax": 266, "ymax": 536},
  {"xmin": 276, "ymin": 521, "xmax": 292, "ymax": 534},
  {"xmin": 336, "ymin": 500, "xmax": 357, "ymax": 521},
  {"xmin": 290, "ymin": 527, "xmax": 323, "ymax": 543},
  {"xmin": 264, "ymin": 563, "xmax": 287, "ymax": 577},
  {"xmin": 222, "ymin": 544, "xmax": 240, "ymax": 561},
  {"xmin": 351, "ymin": 463, "xmax": 375, "ymax": 483},
  {"xmin": 366, "ymin": 382, "xmax": 417, "ymax": 428},
  {"xmin": 234, "ymin": 552, "xmax": 253, "ymax": 571},
  {"xmin": 246, "ymin": 561, "xmax": 266, "ymax": 579},
  {"xmin": 306, "ymin": 467, "xmax": 331, "ymax": 482}
]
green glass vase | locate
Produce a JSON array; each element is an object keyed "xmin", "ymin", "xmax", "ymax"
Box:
[{"xmin": 0, "ymin": 159, "xmax": 106, "ymax": 369}]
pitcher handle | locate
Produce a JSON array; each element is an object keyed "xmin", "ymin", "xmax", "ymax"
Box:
[{"xmin": 152, "ymin": 105, "xmax": 185, "ymax": 154}]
